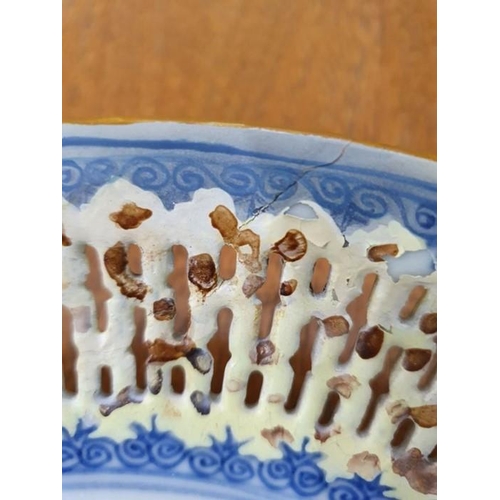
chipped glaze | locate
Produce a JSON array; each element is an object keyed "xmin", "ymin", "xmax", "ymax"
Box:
[{"xmin": 63, "ymin": 123, "xmax": 436, "ymax": 499}]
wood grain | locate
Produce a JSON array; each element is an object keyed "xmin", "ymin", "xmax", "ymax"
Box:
[{"xmin": 63, "ymin": 0, "xmax": 436, "ymax": 158}]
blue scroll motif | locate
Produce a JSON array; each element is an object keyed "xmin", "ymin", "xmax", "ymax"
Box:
[
  {"xmin": 62, "ymin": 417, "xmax": 395, "ymax": 499},
  {"xmin": 62, "ymin": 138, "xmax": 436, "ymax": 247}
]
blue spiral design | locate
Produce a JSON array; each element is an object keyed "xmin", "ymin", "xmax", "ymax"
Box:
[
  {"xmin": 222, "ymin": 455, "xmax": 255, "ymax": 483},
  {"xmin": 116, "ymin": 438, "xmax": 150, "ymax": 467},
  {"xmin": 328, "ymin": 479, "xmax": 365, "ymax": 500},
  {"xmin": 188, "ymin": 448, "xmax": 222, "ymax": 477},
  {"xmin": 79, "ymin": 438, "xmax": 114, "ymax": 468},
  {"xmin": 258, "ymin": 459, "xmax": 292, "ymax": 490},
  {"xmin": 62, "ymin": 160, "xmax": 83, "ymax": 193},
  {"xmin": 350, "ymin": 186, "xmax": 389, "ymax": 218},
  {"xmin": 149, "ymin": 435, "xmax": 185, "ymax": 469},
  {"xmin": 302, "ymin": 174, "xmax": 350, "ymax": 214},
  {"xmin": 415, "ymin": 204, "xmax": 437, "ymax": 230},
  {"xmin": 291, "ymin": 463, "xmax": 327, "ymax": 497},
  {"xmin": 124, "ymin": 157, "xmax": 170, "ymax": 189},
  {"xmin": 220, "ymin": 164, "xmax": 259, "ymax": 196},
  {"xmin": 62, "ymin": 442, "xmax": 80, "ymax": 472},
  {"xmin": 261, "ymin": 167, "xmax": 299, "ymax": 199},
  {"xmin": 173, "ymin": 163, "xmax": 210, "ymax": 191},
  {"xmin": 85, "ymin": 158, "xmax": 120, "ymax": 186}
]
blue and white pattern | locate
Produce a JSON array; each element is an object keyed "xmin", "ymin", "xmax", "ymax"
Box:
[
  {"xmin": 63, "ymin": 417, "xmax": 394, "ymax": 499},
  {"xmin": 62, "ymin": 136, "xmax": 436, "ymax": 247}
]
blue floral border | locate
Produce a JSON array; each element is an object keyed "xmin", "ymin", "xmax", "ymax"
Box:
[
  {"xmin": 62, "ymin": 138, "xmax": 436, "ymax": 248},
  {"xmin": 63, "ymin": 416, "xmax": 395, "ymax": 499}
]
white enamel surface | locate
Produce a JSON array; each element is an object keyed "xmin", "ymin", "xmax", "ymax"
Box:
[{"xmin": 63, "ymin": 175, "xmax": 436, "ymax": 499}]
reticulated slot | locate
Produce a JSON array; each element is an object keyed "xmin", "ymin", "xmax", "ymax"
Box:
[
  {"xmin": 62, "ymin": 306, "xmax": 78, "ymax": 394},
  {"xmin": 207, "ymin": 308, "xmax": 233, "ymax": 396},
  {"xmin": 131, "ymin": 306, "xmax": 148, "ymax": 390},
  {"xmin": 100, "ymin": 366, "xmax": 113, "ymax": 396},
  {"xmin": 399, "ymin": 286, "xmax": 427, "ymax": 320},
  {"xmin": 219, "ymin": 244, "xmax": 237, "ymax": 280},
  {"xmin": 310, "ymin": 258, "xmax": 331, "ymax": 295},
  {"xmin": 85, "ymin": 245, "xmax": 112, "ymax": 332},
  {"xmin": 391, "ymin": 418, "xmax": 416, "ymax": 449},
  {"xmin": 317, "ymin": 391, "xmax": 340, "ymax": 427},
  {"xmin": 168, "ymin": 245, "xmax": 191, "ymax": 337},
  {"xmin": 171, "ymin": 365, "xmax": 185, "ymax": 395},
  {"xmin": 127, "ymin": 243, "xmax": 143, "ymax": 276},
  {"xmin": 244, "ymin": 371, "xmax": 263, "ymax": 408}
]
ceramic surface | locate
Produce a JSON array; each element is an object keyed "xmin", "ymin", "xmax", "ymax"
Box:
[{"xmin": 62, "ymin": 123, "xmax": 437, "ymax": 499}]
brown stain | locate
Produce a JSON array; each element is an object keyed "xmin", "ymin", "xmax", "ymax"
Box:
[
  {"xmin": 310, "ymin": 258, "xmax": 331, "ymax": 294},
  {"xmin": 62, "ymin": 231, "xmax": 72, "ymax": 246},
  {"xmin": 146, "ymin": 337, "xmax": 196, "ymax": 363},
  {"xmin": 338, "ymin": 273, "xmax": 378, "ymax": 364},
  {"xmin": 253, "ymin": 338, "xmax": 276, "ymax": 365},
  {"xmin": 355, "ymin": 326, "xmax": 384, "ymax": 360},
  {"xmin": 168, "ymin": 245, "xmax": 191, "ymax": 336},
  {"xmin": 242, "ymin": 274, "xmax": 265, "ymax": 298},
  {"xmin": 109, "ymin": 202, "xmax": 152, "ymax": 229},
  {"xmin": 386, "ymin": 400, "xmax": 410, "ymax": 423},
  {"xmin": 284, "ymin": 318, "xmax": 319, "ymax": 412},
  {"xmin": 322, "ymin": 315, "xmax": 350, "ymax": 337},
  {"xmin": 399, "ymin": 286, "xmax": 427, "ymax": 320},
  {"xmin": 103, "ymin": 242, "xmax": 148, "ymax": 301},
  {"xmin": 207, "ymin": 308, "xmax": 233, "ymax": 395},
  {"xmin": 357, "ymin": 346, "xmax": 403, "ymax": 434},
  {"xmin": 153, "ymin": 298, "xmax": 176, "ymax": 321},
  {"xmin": 367, "ymin": 243, "xmax": 399, "ymax": 262},
  {"xmin": 261, "ymin": 426, "xmax": 294, "ymax": 448},
  {"xmin": 402, "ymin": 348, "xmax": 432, "ymax": 371},
  {"xmin": 271, "ymin": 229, "xmax": 307, "ymax": 262},
  {"xmin": 409, "ymin": 405, "xmax": 437, "ymax": 428},
  {"xmin": 419, "ymin": 312, "xmax": 437, "ymax": 333},
  {"xmin": 392, "ymin": 448, "xmax": 437, "ymax": 495},
  {"xmin": 188, "ymin": 253, "xmax": 217, "ymax": 293},
  {"xmin": 347, "ymin": 451, "xmax": 381, "ymax": 480},
  {"xmin": 326, "ymin": 374, "xmax": 360, "ymax": 398},
  {"xmin": 209, "ymin": 205, "xmax": 261, "ymax": 271},
  {"xmin": 280, "ymin": 279, "xmax": 298, "ymax": 296},
  {"xmin": 314, "ymin": 424, "xmax": 341, "ymax": 443}
]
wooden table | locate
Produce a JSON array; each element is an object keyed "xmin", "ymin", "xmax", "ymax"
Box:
[{"xmin": 63, "ymin": 0, "xmax": 436, "ymax": 158}]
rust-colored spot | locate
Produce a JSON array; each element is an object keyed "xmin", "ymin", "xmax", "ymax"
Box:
[
  {"xmin": 399, "ymin": 286, "xmax": 427, "ymax": 320},
  {"xmin": 409, "ymin": 405, "xmax": 437, "ymax": 428},
  {"xmin": 99, "ymin": 386, "xmax": 142, "ymax": 416},
  {"xmin": 326, "ymin": 374, "xmax": 360, "ymax": 398},
  {"xmin": 355, "ymin": 326, "xmax": 384, "ymax": 359},
  {"xmin": 367, "ymin": 243, "xmax": 399, "ymax": 262},
  {"xmin": 62, "ymin": 231, "xmax": 72, "ymax": 246},
  {"xmin": 338, "ymin": 273, "xmax": 378, "ymax": 364},
  {"xmin": 261, "ymin": 426, "xmax": 294, "ymax": 448},
  {"xmin": 314, "ymin": 424, "xmax": 341, "ymax": 443},
  {"xmin": 402, "ymin": 348, "xmax": 432, "ymax": 371},
  {"xmin": 419, "ymin": 312, "xmax": 437, "ymax": 334},
  {"xmin": 272, "ymin": 229, "xmax": 307, "ymax": 262},
  {"xmin": 209, "ymin": 205, "xmax": 261, "ymax": 271},
  {"xmin": 357, "ymin": 346, "xmax": 403, "ymax": 434},
  {"xmin": 310, "ymin": 258, "xmax": 331, "ymax": 294},
  {"xmin": 104, "ymin": 242, "xmax": 148, "ymax": 301},
  {"xmin": 280, "ymin": 279, "xmax": 298, "ymax": 296},
  {"xmin": 323, "ymin": 315, "xmax": 350, "ymax": 337},
  {"xmin": 392, "ymin": 448, "xmax": 437, "ymax": 495},
  {"xmin": 347, "ymin": 451, "xmax": 381, "ymax": 481},
  {"xmin": 146, "ymin": 337, "xmax": 195, "ymax": 363},
  {"xmin": 153, "ymin": 298, "xmax": 176, "ymax": 321},
  {"xmin": 188, "ymin": 253, "xmax": 217, "ymax": 293},
  {"xmin": 252, "ymin": 339, "xmax": 276, "ymax": 365},
  {"xmin": 242, "ymin": 274, "xmax": 265, "ymax": 298},
  {"xmin": 109, "ymin": 202, "xmax": 152, "ymax": 229},
  {"xmin": 386, "ymin": 400, "xmax": 410, "ymax": 424}
]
